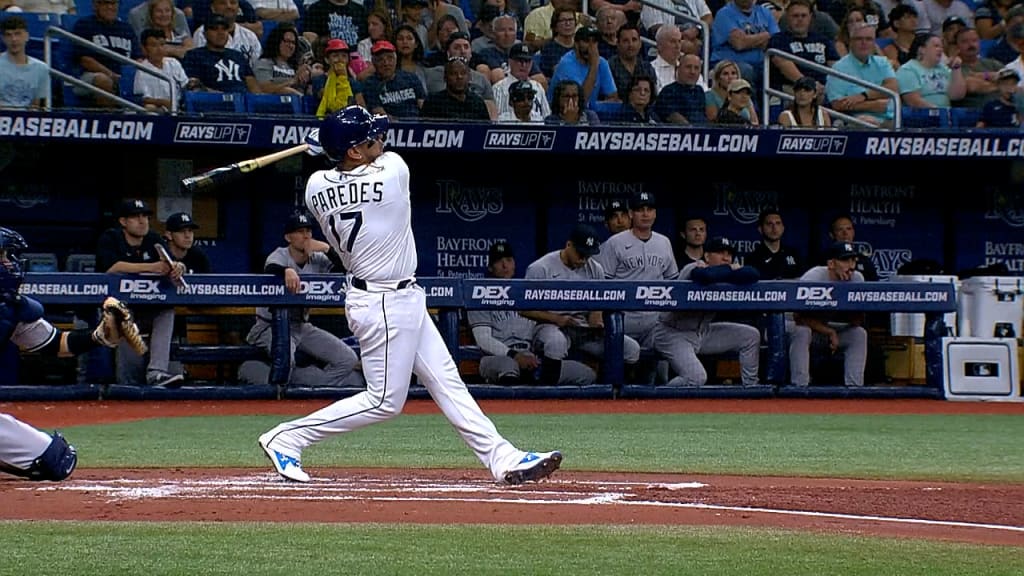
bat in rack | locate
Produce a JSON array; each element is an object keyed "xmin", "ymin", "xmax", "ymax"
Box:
[
  {"xmin": 181, "ymin": 143, "xmax": 310, "ymax": 192},
  {"xmin": 155, "ymin": 244, "xmax": 189, "ymax": 290}
]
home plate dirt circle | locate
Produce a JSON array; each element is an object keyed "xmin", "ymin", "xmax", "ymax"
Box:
[{"xmin": 4, "ymin": 468, "xmax": 1023, "ymax": 547}]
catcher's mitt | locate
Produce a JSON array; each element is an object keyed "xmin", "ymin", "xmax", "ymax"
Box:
[{"xmin": 92, "ymin": 297, "xmax": 148, "ymax": 356}]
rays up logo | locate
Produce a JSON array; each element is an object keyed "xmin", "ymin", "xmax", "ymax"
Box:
[
  {"xmin": 435, "ymin": 180, "xmax": 503, "ymax": 222},
  {"xmin": 984, "ymin": 186, "xmax": 1024, "ymax": 228},
  {"xmin": 712, "ymin": 183, "xmax": 779, "ymax": 224}
]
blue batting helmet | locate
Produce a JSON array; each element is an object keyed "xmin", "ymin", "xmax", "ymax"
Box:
[
  {"xmin": 319, "ymin": 105, "xmax": 390, "ymax": 162},
  {"xmin": 0, "ymin": 226, "xmax": 28, "ymax": 293}
]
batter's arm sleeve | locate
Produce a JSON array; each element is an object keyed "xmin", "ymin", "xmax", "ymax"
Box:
[{"xmin": 470, "ymin": 325, "xmax": 511, "ymax": 357}]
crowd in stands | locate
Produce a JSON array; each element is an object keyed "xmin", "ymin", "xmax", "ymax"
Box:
[{"xmin": 4, "ymin": 0, "xmax": 1024, "ymax": 126}]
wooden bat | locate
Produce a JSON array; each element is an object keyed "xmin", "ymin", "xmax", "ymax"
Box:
[
  {"xmin": 154, "ymin": 243, "xmax": 189, "ymax": 290},
  {"xmin": 181, "ymin": 143, "xmax": 310, "ymax": 192}
]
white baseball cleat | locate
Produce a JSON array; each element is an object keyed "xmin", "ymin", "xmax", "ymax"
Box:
[
  {"xmin": 502, "ymin": 451, "xmax": 563, "ymax": 485},
  {"xmin": 258, "ymin": 432, "xmax": 310, "ymax": 483}
]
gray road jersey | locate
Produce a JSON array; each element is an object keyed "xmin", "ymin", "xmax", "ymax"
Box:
[
  {"xmin": 592, "ymin": 229, "xmax": 679, "ymax": 281},
  {"xmin": 525, "ymin": 250, "xmax": 605, "ymax": 322},
  {"xmin": 256, "ymin": 246, "xmax": 334, "ymax": 324},
  {"xmin": 466, "ymin": 310, "xmax": 536, "ymax": 348},
  {"xmin": 660, "ymin": 261, "xmax": 713, "ymax": 330}
]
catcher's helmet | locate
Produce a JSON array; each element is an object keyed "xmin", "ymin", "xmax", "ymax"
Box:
[
  {"xmin": 0, "ymin": 226, "xmax": 28, "ymax": 293},
  {"xmin": 319, "ymin": 105, "xmax": 390, "ymax": 162}
]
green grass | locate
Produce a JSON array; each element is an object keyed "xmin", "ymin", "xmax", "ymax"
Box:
[
  {"xmin": 1, "ymin": 522, "xmax": 1021, "ymax": 576},
  {"xmin": 64, "ymin": 412, "xmax": 1024, "ymax": 482}
]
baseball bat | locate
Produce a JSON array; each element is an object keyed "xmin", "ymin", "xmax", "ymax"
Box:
[{"xmin": 181, "ymin": 143, "xmax": 309, "ymax": 192}]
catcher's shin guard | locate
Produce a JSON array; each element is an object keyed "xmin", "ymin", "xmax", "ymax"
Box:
[{"xmin": 16, "ymin": 432, "xmax": 78, "ymax": 482}]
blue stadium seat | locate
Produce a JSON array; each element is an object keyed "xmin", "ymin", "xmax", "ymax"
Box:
[
  {"xmin": 184, "ymin": 91, "xmax": 246, "ymax": 114},
  {"xmin": 22, "ymin": 253, "xmax": 59, "ymax": 272},
  {"xmin": 65, "ymin": 254, "xmax": 96, "ymax": 273},
  {"xmin": 245, "ymin": 93, "xmax": 303, "ymax": 115},
  {"xmin": 950, "ymin": 107, "xmax": 982, "ymax": 128},
  {"xmin": 901, "ymin": 106, "xmax": 950, "ymax": 128},
  {"xmin": 980, "ymin": 39, "xmax": 996, "ymax": 58},
  {"xmin": 119, "ymin": 65, "xmax": 139, "ymax": 103},
  {"xmin": 875, "ymin": 37, "xmax": 894, "ymax": 50},
  {"xmin": 261, "ymin": 19, "xmax": 279, "ymax": 44},
  {"xmin": 303, "ymin": 94, "xmax": 319, "ymax": 115},
  {"xmin": 591, "ymin": 100, "xmax": 620, "ymax": 123},
  {"xmin": 768, "ymin": 103, "xmax": 784, "ymax": 125}
]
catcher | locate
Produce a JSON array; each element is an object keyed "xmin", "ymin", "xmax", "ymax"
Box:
[{"xmin": 0, "ymin": 226, "xmax": 146, "ymax": 481}]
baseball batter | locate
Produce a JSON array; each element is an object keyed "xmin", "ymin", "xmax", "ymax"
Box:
[
  {"xmin": 0, "ymin": 227, "xmax": 145, "ymax": 481},
  {"xmin": 258, "ymin": 105, "xmax": 562, "ymax": 484}
]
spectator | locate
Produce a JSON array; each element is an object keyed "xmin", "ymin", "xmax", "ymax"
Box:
[
  {"xmin": 608, "ymin": 23, "xmax": 657, "ymax": 101},
  {"xmin": 896, "ymin": 32, "xmax": 966, "ymax": 109},
  {"xmin": 183, "ymin": 14, "xmax": 260, "ymax": 94},
  {"xmin": 653, "ymin": 237, "xmax": 762, "ymax": 387},
  {"xmin": 595, "ymin": 6, "xmax": 626, "ymax": 61},
  {"xmin": 355, "ymin": 10, "xmax": 393, "ymax": 79},
  {"xmin": 470, "ymin": 3, "xmax": 501, "ymax": 53},
  {"xmin": 749, "ymin": 207, "xmax": 804, "ymax": 279},
  {"xmin": 715, "ymin": 77, "xmax": 758, "ymax": 124},
  {"xmin": 70, "ymin": 0, "xmax": 141, "ymax": 107},
  {"xmin": 13, "ymin": 0, "xmax": 73, "ymax": 14},
  {"xmin": 395, "ymin": 24, "xmax": 429, "ymax": 91},
  {"xmin": 788, "ymin": 241, "xmax": 868, "ymax": 387},
  {"xmin": 425, "ymin": 13, "xmax": 462, "ymax": 66},
  {"xmin": 477, "ymin": 13, "xmax": 545, "ymax": 85},
  {"xmin": 883, "ymin": 3, "xmax": 919, "ymax": 70},
  {"xmin": 493, "ymin": 42, "xmax": 550, "ymax": 120},
  {"xmin": 953, "ymin": 26, "xmax": 1004, "ymax": 109},
  {"xmin": 940, "ymin": 16, "xmax": 966, "ymax": 61},
  {"xmin": 616, "ymin": 74, "xmax": 660, "ymax": 122},
  {"xmin": 421, "ymin": 55, "xmax": 491, "ymax": 119},
  {"xmin": 129, "ymin": 0, "xmax": 193, "ymax": 61},
  {"xmin": 777, "ymin": 74, "xmax": 831, "ymax": 126},
  {"xmin": 593, "ymin": 191, "xmax": 678, "ymax": 355},
  {"xmin": 544, "ymin": 78, "xmax": 601, "ymax": 123},
  {"xmin": 398, "ymin": 0, "xmax": 430, "ymax": 48},
  {"xmin": 975, "ymin": 0, "xmax": 1018, "ymax": 41},
  {"xmin": 649, "ymin": 23, "xmax": 683, "ymax": 94},
  {"xmin": 247, "ymin": 0, "xmax": 298, "ymax": 23},
  {"xmin": 767, "ymin": 0, "xmax": 839, "ymax": 95},
  {"xmin": 363, "ymin": 40, "xmax": 426, "ymax": 119},
  {"xmin": 315, "ymin": 38, "xmax": 360, "ymax": 118},
  {"xmin": 709, "ymin": 0, "xmax": 779, "ymax": 94},
  {"xmin": 186, "ymin": 0, "xmax": 264, "ymax": 38},
  {"xmin": 655, "ymin": 53, "xmax": 706, "ymax": 124},
  {"xmin": 673, "ymin": 214, "xmax": 707, "ymax": 268},
  {"xmin": 468, "ymin": 241, "xmax": 596, "ymax": 385},
  {"xmin": 919, "ymin": 0, "xmax": 974, "ymax": 36},
  {"xmin": 162, "ymin": 212, "xmax": 211, "ymax": 274},
  {"xmin": 986, "ymin": 5, "xmax": 1024, "ymax": 64},
  {"xmin": 524, "ymin": 0, "xmax": 587, "ymax": 52},
  {"xmin": 424, "ymin": 31, "xmax": 497, "ymax": 119},
  {"xmin": 254, "ymin": 23, "xmax": 312, "ymax": 95},
  {"xmin": 592, "ymin": 0, "xmax": 642, "ymax": 29},
  {"xmin": 705, "ymin": 59, "xmax": 758, "ymax": 122},
  {"xmin": 834, "ymin": 6, "xmax": 885, "ymax": 58},
  {"xmin": 192, "ymin": 0, "xmax": 262, "ymax": 69},
  {"xmin": 603, "ymin": 198, "xmax": 630, "ymax": 236},
  {"xmin": 1002, "ymin": 23, "xmax": 1024, "ymax": 80},
  {"xmin": 538, "ymin": 6, "xmax": 578, "ymax": 78},
  {"xmin": 95, "ymin": 199, "xmax": 184, "ymax": 388},
  {"xmin": 424, "ymin": 0, "xmax": 470, "ymax": 54},
  {"xmin": 977, "ymin": 67, "xmax": 1021, "ymax": 127},
  {"xmin": 135, "ymin": 28, "xmax": 189, "ymax": 112},
  {"xmin": 548, "ymin": 26, "xmax": 619, "ymax": 109},
  {"xmin": 777, "ymin": 0, "xmax": 839, "ymax": 40},
  {"xmin": 826, "ymin": 21, "xmax": 899, "ymax": 127},
  {"xmin": 642, "ymin": 0, "xmax": 712, "ymax": 58},
  {"xmin": 241, "ymin": 211, "xmax": 362, "ymax": 388},
  {"xmin": 0, "ymin": 15, "xmax": 49, "ymax": 109},
  {"xmin": 523, "ymin": 224, "xmax": 642, "ymax": 380},
  {"xmin": 498, "ymin": 78, "xmax": 546, "ymax": 121},
  {"xmin": 302, "ymin": 0, "xmax": 367, "ymax": 48},
  {"xmin": 827, "ymin": 214, "xmax": 877, "ymax": 280}
]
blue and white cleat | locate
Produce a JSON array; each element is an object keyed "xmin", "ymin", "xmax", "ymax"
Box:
[
  {"xmin": 503, "ymin": 451, "xmax": 563, "ymax": 485},
  {"xmin": 258, "ymin": 432, "xmax": 310, "ymax": 483}
]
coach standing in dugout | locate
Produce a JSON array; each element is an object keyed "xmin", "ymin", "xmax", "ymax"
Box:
[
  {"xmin": 96, "ymin": 199, "xmax": 185, "ymax": 388},
  {"xmin": 162, "ymin": 212, "xmax": 210, "ymax": 274}
]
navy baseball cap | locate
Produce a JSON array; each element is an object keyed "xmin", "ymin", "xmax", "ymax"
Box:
[
  {"xmin": 629, "ymin": 191, "xmax": 656, "ymax": 210},
  {"xmin": 205, "ymin": 13, "xmax": 230, "ymax": 29},
  {"xmin": 827, "ymin": 241, "xmax": 859, "ymax": 260},
  {"xmin": 574, "ymin": 27, "xmax": 600, "ymax": 42},
  {"xmin": 569, "ymin": 224, "xmax": 601, "ymax": 257},
  {"xmin": 604, "ymin": 199, "xmax": 627, "ymax": 220},
  {"xmin": 285, "ymin": 211, "xmax": 314, "ymax": 233},
  {"xmin": 489, "ymin": 240, "xmax": 514, "ymax": 264},
  {"xmin": 166, "ymin": 212, "xmax": 200, "ymax": 232},
  {"xmin": 705, "ymin": 236, "xmax": 735, "ymax": 254},
  {"xmin": 119, "ymin": 198, "xmax": 152, "ymax": 217},
  {"xmin": 509, "ymin": 42, "xmax": 532, "ymax": 61}
]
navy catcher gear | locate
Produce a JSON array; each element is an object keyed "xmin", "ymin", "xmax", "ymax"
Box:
[
  {"xmin": 319, "ymin": 105, "xmax": 390, "ymax": 162},
  {"xmin": 27, "ymin": 432, "xmax": 77, "ymax": 482},
  {"xmin": 0, "ymin": 227, "xmax": 28, "ymax": 294}
]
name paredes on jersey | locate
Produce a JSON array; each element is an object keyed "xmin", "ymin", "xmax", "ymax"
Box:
[{"xmin": 308, "ymin": 181, "xmax": 384, "ymax": 213}]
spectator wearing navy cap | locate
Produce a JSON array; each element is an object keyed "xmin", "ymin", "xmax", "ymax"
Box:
[
  {"xmin": 977, "ymin": 67, "xmax": 1023, "ymax": 127},
  {"xmin": 163, "ymin": 213, "xmax": 211, "ymax": 274},
  {"xmin": 788, "ymin": 241, "xmax": 867, "ymax": 387},
  {"xmin": 95, "ymin": 199, "xmax": 184, "ymax": 387},
  {"xmin": 494, "ymin": 42, "xmax": 551, "ymax": 120},
  {"xmin": 183, "ymin": 13, "xmax": 260, "ymax": 93},
  {"xmin": 499, "ymin": 80, "xmax": 545, "ymax": 121},
  {"xmin": 476, "ymin": 13, "xmax": 547, "ymax": 85},
  {"xmin": 654, "ymin": 236, "xmax": 762, "ymax": 387}
]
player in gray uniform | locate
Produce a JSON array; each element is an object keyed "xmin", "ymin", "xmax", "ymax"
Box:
[
  {"xmin": 523, "ymin": 224, "xmax": 641, "ymax": 374},
  {"xmin": 258, "ymin": 106, "xmax": 561, "ymax": 485},
  {"xmin": 592, "ymin": 191, "xmax": 678, "ymax": 350},
  {"xmin": 653, "ymin": 237, "xmax": 762, "ymax": 387},
  {"xmin": 468, "ymin": 241, "xmax": 596, "ymax": 385},
  {"xmin": 243, "ymin": 210, "xmax": 362, "ymax": 388},
  {"xmin": 788, "ymin": 241, "xmax": 867, "ymax": 387},
  {"xmin": 603, "ymin": 198, "xmax": 630, "ymax": 237}
]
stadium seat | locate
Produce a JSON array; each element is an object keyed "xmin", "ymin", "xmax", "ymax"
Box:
[
  {"xmin": 22, "ymin": 253, "xmax": 59, "ymax": 272},
  {"xmin": 19, "ymin": 12, "xmax": 61, "ymax": 59},
  {"xmin": 875, "ymin": 37, "xmax": 894, "ymax": 50},
  {"xmin": 245, "ymin": 93, "xmax": 303, "ymax": 115},
  {"xmin": 261, "ymin": 19, "xmax": 279, "ymax": 43},
  {"xmin": 901, "ymin": 106, "xmax": 950, "ymax": 128},
  {"xmin": 119, "ymin": 65, "xmax": 139, "ymax": 103},
  {"xmin": 980, "ymin": 39, "xmax": 996, "ymax": 58},
  {"xmin": 592, "ymin": 100, "xmax": 620, "ymax": 123},
  {"xmin": 184, "ymin": 91, "xmax": 246, "ymax": 114},
  {"xmin": 65, "ymin": 254, "xmax": 96, "ymax": 273},
  {"xmin": 950, "ymin": 107, "xmax": 982, "ymax": 128},
  {"xmin": 303, "ymin": 94, "xmax": 319, "ymax": 115}
]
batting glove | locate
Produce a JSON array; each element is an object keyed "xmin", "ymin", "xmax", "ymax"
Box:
[{"xmin": 305, "ymin": 128, "xmax": 324, "ymax": 157}]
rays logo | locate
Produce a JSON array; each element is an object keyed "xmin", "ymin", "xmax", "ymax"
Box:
[
  {"xmin": 435, "ymin": 180, "xmax": 503, "ymax": 222},
  {"xmin": 712, "ymin": 183, "xmax": 779, "ymax": 224},
  {"xmin": 873, "ymin": 248, "xmax": 912, "ymax": 279},
  {"xmin": 984, "ymin": 187, "xmax": 1024, "ymax": 228}
]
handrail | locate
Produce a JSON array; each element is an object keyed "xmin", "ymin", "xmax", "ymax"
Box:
[
  {"xmin": 635, "ymin": 0, "xmax": 710, "ymax": 87},
  {"xmin": 763, "ymin": 47, "xmax": 902, "ymax": 129},
  {"xmin": 43, "ymin": 25, "xmax": 177, "ymax": 113},
  {"xmin": 764, "ymin": 86, "xmax": 878, "ymax": 128}
]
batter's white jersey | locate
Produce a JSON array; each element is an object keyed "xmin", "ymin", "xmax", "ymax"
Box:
[{"xmin": 304, "ymin": 152, "xmax": 418, "ymax": 282}]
